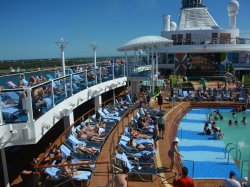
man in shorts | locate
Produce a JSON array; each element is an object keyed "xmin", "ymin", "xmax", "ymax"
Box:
[
  {"xmin": 157, "ymin": 113, "xmax": 165, "ymax": 139},
  {"xmin": 113, "ymin": 167, "xmax": 129, "ymax": 187}
]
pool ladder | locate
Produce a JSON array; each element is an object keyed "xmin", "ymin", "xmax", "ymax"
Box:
[{"xmin": 225, "ymin": 143, "xmax": 241, "ymax": 165}]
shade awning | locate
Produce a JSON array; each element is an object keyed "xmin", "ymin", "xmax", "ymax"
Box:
[{"xmin": 117, "ymin": 35, "xmax": 173, "ymax": 52}]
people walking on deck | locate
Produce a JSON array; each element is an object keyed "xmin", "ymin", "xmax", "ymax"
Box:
[
  {"xmin": 173, "ymin": 166, "xmax": 194, "ymax": 187},
  {"xmin": 168, "ymin": 137, "xmax": 183, "ymax": 172}
]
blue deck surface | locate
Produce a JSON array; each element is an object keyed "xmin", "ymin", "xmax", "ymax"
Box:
[{"xmin": 178, "ymin": 108, "xmax": 240, "ymax": 179}]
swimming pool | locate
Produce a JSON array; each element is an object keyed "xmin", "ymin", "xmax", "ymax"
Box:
[
  {"xmin": 216, "ymin": 109, "xmax": 250, "ymax": 177},
  {"xmin": 177, "ymin": 108, "xmax": 242, "ymax": 179}
]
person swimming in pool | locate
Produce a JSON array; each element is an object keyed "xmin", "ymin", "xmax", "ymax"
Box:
[
  {"xmin": 228, "ymin": 120, "xmax": 233, "ymax": 126},
  {"xmin": 235, "ymin": 120, "xmax": 238, "ymax": 125},
  {"xmin": 232, "ymin": 112, "xmax": 236, "ymax": 119},
  {"xmin": 214, "ymin": 128, "xmax": 223, "ymax": 139},
  {"xmin": 241, "ymin": 117, "xmax": 247, "ymax": 125}
]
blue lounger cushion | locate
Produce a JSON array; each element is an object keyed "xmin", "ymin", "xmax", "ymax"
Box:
[{"xmin": 45, "ymin": 167, "xmax": 60, "ymax": 180}]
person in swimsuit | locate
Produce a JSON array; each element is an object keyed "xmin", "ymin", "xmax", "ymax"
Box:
[
  {"xmin": 128, "ymin": 138, "xmax": 153, "ymax": 150},
  {"xmin": 168, "ymin": 137, "xmax": 183, "ymax": 172}
]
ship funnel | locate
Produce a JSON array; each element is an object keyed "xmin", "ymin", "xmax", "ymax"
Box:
[
  {"xmin": 227, "ymin": 0, "xmax": 239, "ymax": 29},
  {"xmin": 163, "ymin": 14, "xmax": 171, "ymax": 31}
]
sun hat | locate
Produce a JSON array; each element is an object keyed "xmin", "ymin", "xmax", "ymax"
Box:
[
  {"xmin": 229, "ymin": 171, "xmax": 236, "ymax": 178},
  {"xmin": 173, "ymin": 137, "xmax": 179, "ymax": 143}
]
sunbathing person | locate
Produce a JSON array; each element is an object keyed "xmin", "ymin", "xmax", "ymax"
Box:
[
  {"xmin": 77, "ymin": 144, "xmax": 98, "ymax": 155},
  {"xmin": 47, "ymin": 144, "xmax": 62, "ymax": 164},
  {"xmin": 129, "ymin": 129, "xmax": 152, "ymax": 139},
  {"xmin": 137, "ymin": 117, "xmax": 150, "ymax": 130},
  {"xmin": 60, "ymin": 156, "xmax": 78, "ymax": 177},
  {"xmin": 79, "ymin": 125, "xmax": 105, "ymax": 137},
  {"xmin": 18, "ymin": 75, "xmax": 27, "ymax": 88},
  {"xmin": 28, "ymin": 76, "xmax": 37, "ymax": 87},
  {"xmin": 128, "ymin": 138, "xmax": 153, "ymax": 150},
  {"xmin": 76, "ymin": 129, "xmax": 104, "ymax": 142}
]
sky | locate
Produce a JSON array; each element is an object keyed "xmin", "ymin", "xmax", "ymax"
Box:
[{"xmin": 0, "ymin": 0, "xmax": 250, "ymax": 60}]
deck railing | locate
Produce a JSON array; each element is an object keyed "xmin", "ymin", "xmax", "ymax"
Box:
[{"xmin": 0, "ymin": 64, "xmax": 126, "ymax": 125}]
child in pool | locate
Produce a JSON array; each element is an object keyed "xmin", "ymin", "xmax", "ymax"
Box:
[{"xmin": 241, "ymin": 117, "xmax": 247, "ymax": 125}]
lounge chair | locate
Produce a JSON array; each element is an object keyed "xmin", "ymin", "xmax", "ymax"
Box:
[
  {"xmin": 98, "ymin": 108, "xmax": 121, "ymax": 121},
  {"xmin": 115, "ymin": 152, "xmax": 157, "ymax": 181}
]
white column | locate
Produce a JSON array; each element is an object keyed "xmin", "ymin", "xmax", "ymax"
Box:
[
  {"xmin": 151, "ymin": 47, "xmax": 155, "ymax": 93},
  {"xmin": 61, "ymin": 50, "xmax": 66, "ymax": 76},
  {"xmin": 94, "ymin": 49, "xmax": 97, "ymax": 69},
  {"xmin": 94, "ymin": 95, "xmax": 102, "ymax": 112},
  {"xmin": 1, "ymin": 148, "xmax": 10, "ymax": 187},
  {"xmin": 156, "ymin": 51, "xmax": 159, "ymax": 82},
  {"xmin": 163, "ymin": 14, "xmax": 171, "ymax": 31},
  {"xmin": 125, "ymin": 51, "xmax": 128, "ymax": 76}
]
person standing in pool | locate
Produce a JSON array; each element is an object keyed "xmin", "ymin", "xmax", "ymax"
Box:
[
  {"xmin": 223, "ymin": 171, "xmax": 241, "ymax": 187},
  {"xmin": 241, "ymin": 117, "xmax": 247, "ymax": 125},
  {"xmin": 168, "ymin": 137, "xmax": 183, "ymax": 172}
]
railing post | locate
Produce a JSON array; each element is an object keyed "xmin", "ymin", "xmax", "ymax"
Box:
[
  {"xmin": 99, "ymin": 67, "xmax": 102, "ymax": 83},
  {"xmin": 26, "ymin": 88, "xmax": 34, "ymax": 122},
  {"xmin": 123, "ymin": 64, "xmax": 126, "ymax": 77},
  {"xmin": 112, "ymin": 65, "xmax": 115, "ymax": 80},
  {"xmin": 85, "ymin": 70, "xmax": 88, "ymax": 88},
  {"xmin": 70, "ymin": 74, "xmax": 73, "ymax": 96},
  {"xmin": 95, "ymin": 68, "xmax": 98, "ymax": 85},
  {"xmin": 51, "ymin": 81, "xmax": 55, "ymax": 106}
]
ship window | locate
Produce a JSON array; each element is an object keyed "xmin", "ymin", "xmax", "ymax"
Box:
[
  {"xmin": 220, "ymin": 33, "xmax": 231, "ymax": 44},
  {"xmin": 172, "ymin": 35, "xmax": 177, "ymax": 45},
  {"xmin": 186, "ymin": 33, "xmax": 192, "ymax": 45},
  {"xmin": 177, "ymin": 34, "xmax": 183, "ymax": 45},
  {"xmin": 212, "ymin": 33, "xmax": 218, "ymax": 44}
]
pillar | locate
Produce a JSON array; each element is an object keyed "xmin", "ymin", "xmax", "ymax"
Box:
[
  {"xmin": 1, "ymin": 148, "xmax": 10, "ymax": 187},
  {"xmin": 94, "ymin": 95, "xmax": 102, "ymax": 112}
]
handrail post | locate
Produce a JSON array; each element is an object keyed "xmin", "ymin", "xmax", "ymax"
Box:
[
  {"xmin": 99, "ymin": 67, "xmax": 102, "ymax": 83},
  {"xmin": 70, "ymin": 74, "xmax": 73, "ymax": 96},
  {"xmin": 85, "ymin": 70, "xmax": 88, "ymax": 88},
  {"xmin": 112, "ymin": 65, "xmax": 115, "ymax": 80},
  {"xmin": 51, "ymin": 81, "xmax": 55, "ymax": 106},
  {"xmin": 26, "ymin": 88, "xmax": 34, "ymax": 122}
]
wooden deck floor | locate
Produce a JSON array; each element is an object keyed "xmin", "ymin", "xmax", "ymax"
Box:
[{"xmin": 88, "ymin": 99, "xmax": 233, "ymax": 187}]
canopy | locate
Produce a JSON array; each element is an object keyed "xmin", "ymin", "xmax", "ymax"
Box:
[{"xmin": 117, "ymin": 35, "xmax": 173, "ymax": 52}]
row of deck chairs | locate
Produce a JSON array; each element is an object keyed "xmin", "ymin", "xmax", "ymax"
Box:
[
  {"xmin": 113, "ymin": 106, "xmax": 164, "ymax": 182},
  {"xmin": 171, "ymin": 88, "xmax": 249, "ymax": 102},
  {"xmin": 42, "ymin": 95, "xmax": 137, "ymax": 186}
]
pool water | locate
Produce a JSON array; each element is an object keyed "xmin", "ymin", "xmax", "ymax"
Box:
[
  {"xmin": 178, "ymin": 108, "xmax": 241, "ymax": 179},
  {"xmin": 215, "ymin": 109, "xmax": 250, "ymax": 177}
]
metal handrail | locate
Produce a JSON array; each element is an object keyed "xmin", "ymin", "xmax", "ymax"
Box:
[
  {"xmin": 227, "ymin": 147, "xmax": 241, "ymax": 165},
  {"xmin": 182, "ymin": 160, "xmax": 195, "ymax": 178},
  {"xmin": 240, "ymin": 160, "xmax": 248, "ymax": 178},
  {"xmin": 178, "ymin": 127, "xmax": 183, "ymax": 140},
  {"xmin": 224, "ymin": 143, "xmax": 238, "ymax": 158}
]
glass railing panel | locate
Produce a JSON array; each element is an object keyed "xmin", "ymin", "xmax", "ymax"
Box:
[
  {"xmin": 72, "ymin": 71, "xmax": 87, "ymax": 91},
  {"xmin": 114, "ymin": 65, "xmax": 125, "ymax": 79},
  {"xmin": 100, "ymin": 67, "xmax": 113, "ymax": 82},
  {"xmin": 31, "ymin": 82, "xmax": 54, "ymax": 120},
  {"xmin": 52, "ymin": 77, "xmax": 67, "ymax": 105},
  {"xmin": 129, "ymin": 65, "xmax": 152, "ymax": 77},
  {"xmin": 87, "ymin": 70, "xmax": 96, "ymax": 88},
  {"xmin": 0, "ymin": 89, "xmax": 28, "ymax": 124}
]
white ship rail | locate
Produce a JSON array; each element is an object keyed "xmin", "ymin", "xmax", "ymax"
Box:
[{"xmin": 0, "ymin": 64, "xmax": 126, "ymax": 125}]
